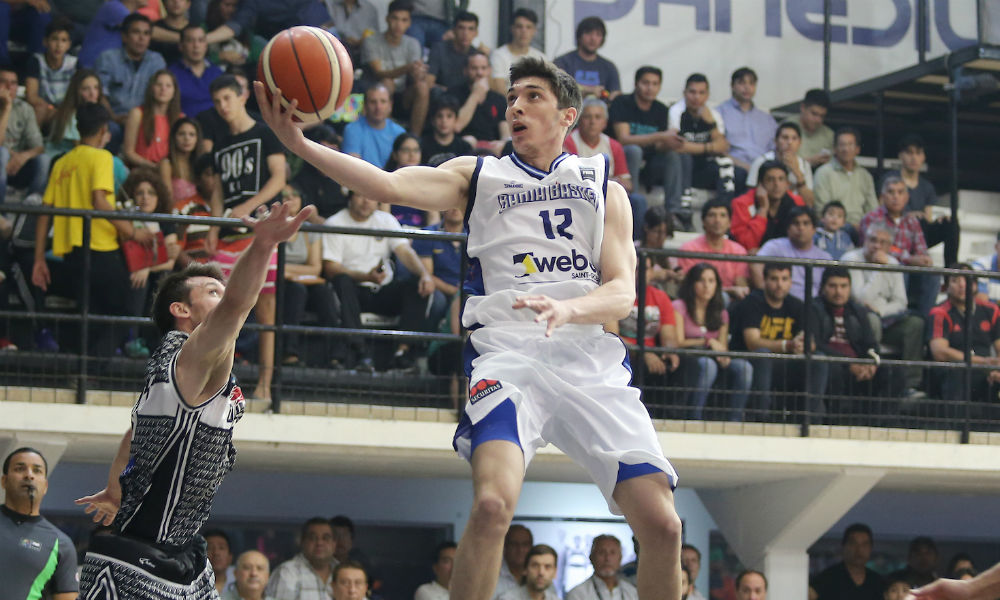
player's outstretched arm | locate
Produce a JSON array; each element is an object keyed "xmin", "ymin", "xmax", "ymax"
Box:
[
  {"xmin": 254, "ymin": 82, "xmax": 474, "ymax": 212},
  {"xmin": 175, "ymin": 202, "xmax": 314, "ymax": 404},
  {"xmin": 513, "ymin": 181, "xmax": 636, "ymax": 336},
  {"xmin": 75, "ymin": 428, "xmax": 132, "ymax": 525},
  {"xmin": 909, "ymin": 563, "xmax": 1000, "ymax": 600}
]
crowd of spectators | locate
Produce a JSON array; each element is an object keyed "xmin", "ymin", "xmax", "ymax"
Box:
[{"xmin": 0, "ymin": 0, "xmax": 991, "ymax": 420}]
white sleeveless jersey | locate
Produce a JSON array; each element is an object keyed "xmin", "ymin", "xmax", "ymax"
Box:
[{"xmin": 462, "ymin": 152, "xmax": 609, "ymax": 328}]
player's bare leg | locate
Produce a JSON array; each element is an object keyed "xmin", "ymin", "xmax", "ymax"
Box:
[
  {"xmin": 613, "ymin": 472, "xmax": 683, "ymax": 600},
  {"xmin": 254, "ymin": 292, "xmax": 275, "ymax": 401},
  {"xmin": 450, "ymin": 440, "xmax": 525, "ymax": 600}
]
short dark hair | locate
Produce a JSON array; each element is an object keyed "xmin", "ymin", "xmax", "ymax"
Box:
[
  {"xmin": 731, "ymin": 66, "xmax": 757, "ymax": 85},
  {"xmin": 3, "ymin": 447, "xmax": 47, "ymax": 475},
  {"xmin": 524, "ymin": 544, "xmax": 558, "ymax": 567},
  {"xmin": 512, "ymin": 7, "xmax": 538, "ymax": 24},
  {"xmin": 301, "ymin": 516, "xmax": 333, "ymax": 539},
  {"xmin": 364, "ymin": 82, "xmax": 391, "ymax": 103},
  {"xmin": 758, "ymin": 159, "xmax": 788, "ymax": 179},
  {"xmin": 330, "ymin": 515, "xmax": 355, "ymax": 537},
  {"xmin": 701, "ymin": 197, "xmax": 731, "ymax": 221},
  {"xmin": 333, "ymin": 560, "xmax": 368, "ymax": 584},
  {"xmin": 590, "ymin": 534, "xmax": 621, "ymax": 553},
  {"xmin": 642, "ymin": 205, "xmax": 673, "ymax": 238},
  {"xmin": 387, "ymin": 0, "xmax": 412, "ymax": 14},
  {"xmin": 454, "ymin": 10, "xmax": 478, "ymax": 26},
  {"xmin": 947, "ymin": 552, "xmax": 976, "ymax": 575},
  {"xmin": 575, "ymin": 16, "xmax": 606, "ymax": 46},
  {"xmin": 433, "ymin": 541, "xmax": 457, "ymax": 563},
  {"xmin": 180, "ymin": 23, "xmax": 205, "ymax": 42},
  {"xmin": 685, "ymin": 73, "xmax": 708, "ymax": 88},
  {"xmin": 45, "ymin": 16, "xmax": 74, "ymax": 38},
  {"xmin": 787, "ymin": 205, "xmax": 817, "ymax": 229},
  {"xmin": 76, "ymin": 102, "xmax": 111, "ymax": 138},
  {"xmin": 194, "ymin": 153, "xmax": 215, "ymax": 176},
  {"xmin": 842, "ymin": 523, "xmax": 873, "ymax": 545},
  {"xmin": 776, "ymin": 121, "xmax": 801, "ymax": 140},
  {"xmin": 821, "ymin": 265, "xmax": 851, "ymax": 289},
  {"xmin": 681, "ymin": 544, "xmax": 702, "ymax": 561},
  {"xmin": 203, "ymin": 528, "xmax": 232, "ymax": 551},
  {"xmin": 210, "ymin": 74, "xmax": 242, "ymax": 97},
  {"xmin": 431, "ymin": 95, "xmax": 460, "ymax": 118},
  {"xmin": 151, "ymin": 263, "xmax": 226, "ymax": 334},
  {"xmin": 802, "ymin": 88, "xmax": 830, "ymax": 109},
  {"xmin": 898, "ymin": 133, "xmax": 925, "ymax": 154},
  {"xmin": 763, "ymin": 263, "xmax": 792, "ymax": 278},
  {"xmin": 509, "ymin": 57, "xmax": 582, "ymax": 123},
  {"xmin": 909, "ymin": 536, "xmax": 938, "ymax": 555},
  {"xmin": 635, "ymin": 66, "xmax": 662, "ymax": 85},
  {"xmin": 121, "ymin": 13, "xmax": 152, "ymax": 34},
  {"xmin": 821, "ymin": 200, "xmax": 846, "ymax": 216},
  {"xmin": 883, "ymin": 574, "xmax": 911, "ymax": 591},
  {"xmin": 736, "ymin": 569, "xmax": 768, "ymax": 590},
  {"xmin": 944, "ymin": 262, "xmax": 974, "ymax": 285},
  {"xmin": 835, "ymin": 126, "xmax": 861, "ymax": 146}
]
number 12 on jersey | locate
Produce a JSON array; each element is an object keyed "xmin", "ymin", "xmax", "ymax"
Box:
[{"xmin": 539, "ymin": 208, "xmax": 573, "ymax": 240}]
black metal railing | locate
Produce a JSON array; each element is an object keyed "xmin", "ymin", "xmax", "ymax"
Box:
[{"xmin": 2, "ymin": 204, "xmax": 999, "ymax": 441}]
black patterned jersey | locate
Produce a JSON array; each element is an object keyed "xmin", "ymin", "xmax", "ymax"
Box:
[{"xmin": 113, "ymin": 331, "xmax": 245, "ymax": 547}]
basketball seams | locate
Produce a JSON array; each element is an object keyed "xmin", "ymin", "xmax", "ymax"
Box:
[
  {"xmin": 304, "ymin": 27, "xmax": 341, "ymax": 119},
  {"xmin": 286, "ymin": 29, "xmax": 323, "ymax": 123}
]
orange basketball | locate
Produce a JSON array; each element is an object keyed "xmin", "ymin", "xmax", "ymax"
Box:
[{"xmin": 257, "ymin": 26, "xmax": 354, "ymax": 123}]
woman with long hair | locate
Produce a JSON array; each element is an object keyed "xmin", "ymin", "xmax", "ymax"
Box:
[
  {"xmin": 48, "ymin": 68, "xmax": 103, "ymax": 153},
  {"xmin": 673, "ymin": 262, "xmax": 752, "ymax": 421},
  {"xmin": 383, "ymin": 133, "xmax": 440, "ymax": 228},
  {"xmin": 122, "ymin": 69, "xmax": 183, "ymax": 167},
  {"xmin": 159, "ymin": 117, "xmax": 202, "ymax": 203}
]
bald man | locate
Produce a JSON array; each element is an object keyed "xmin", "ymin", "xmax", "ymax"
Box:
[{"xmin": 222, "ymin": 550, "xmax": 272, "ymax": 600}]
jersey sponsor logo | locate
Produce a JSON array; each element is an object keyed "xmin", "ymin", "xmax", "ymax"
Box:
[
  {"xmin": 580, "ymin": 167, "xmax": 596, "ymax": 182},
  {"xmin": 139, "ymin": 557, "xmax": 156, "ymax": 568},
  {"xmin": 504, "ymin": 182, "xmax": 524, "ymax": 189},
  {"xmin": 497, "ymin": 183, "xmax": 598, "ymax": 214},
  {"xmin": 19, "ymin": 537, "xmax": 41, "ymax": 551},
  {"xmin": 513, "ymin": 249, "xmax": 598, "ymax": 281},
  {"xmin": 470, "ymin": 379, "xmax": 502, "ymax": 404}
]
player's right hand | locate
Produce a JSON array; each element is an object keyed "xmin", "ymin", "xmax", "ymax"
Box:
[
  {"xmin": 254, "ymin": 82, "xmax": 307, "ymax": 151},
  {"xmin": 75, "ymin": 488, "xmax": 121, "ymax": 526}
]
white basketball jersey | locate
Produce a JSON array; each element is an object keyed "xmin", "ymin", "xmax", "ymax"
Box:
[{"xmin": 462, "ymin": 152, "xmax": 609, "ymax": 328}]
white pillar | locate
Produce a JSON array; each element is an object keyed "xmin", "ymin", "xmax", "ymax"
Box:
[{"xmin": 697, "ymin": 467, "xmax": 885, "ymax": 595}]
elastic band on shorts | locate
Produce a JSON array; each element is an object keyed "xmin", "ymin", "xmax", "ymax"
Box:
[
  {"xmin": 616, "ymin": 461, "xmax": 663, "ymax": 483},
  {"xmin": 470, "ymin": 398, "xmax": 521, "ymax": 454}
]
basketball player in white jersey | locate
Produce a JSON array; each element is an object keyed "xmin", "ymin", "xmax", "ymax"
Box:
[
  {"xmin": 74, "ymin": 202, "xmax": 314, "ymax": 599},
  {"xmin": 255, "ymin": 57, "xmax": 682, "ymax": 600}
]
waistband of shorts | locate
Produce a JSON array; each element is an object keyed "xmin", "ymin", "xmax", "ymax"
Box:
[
  {"xmin": 473, "ymin": 321, "xmax": 604, "ymax": 337},
  {"xmin": 89, "ymin": 532, "xmax": 206, "ymax": 584}
]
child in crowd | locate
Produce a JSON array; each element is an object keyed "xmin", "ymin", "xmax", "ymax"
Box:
[
  {"xmin": 814, "ymin": 200, "xmax": 854, "ymax": 260},
  {"xmin": 420, "ymin": 97, "xmax": 473, "ymax": 167},
  {"xmin": 173, "ymin": 154, "xmax": 216, "ymax": 262},
  {"xmin": 123, "ymin": 69, "xmax": 183, "ymax": 168},
  {"xmin": 24, "ymin": 17, "xmax": 77, "ymax": 128},
  {"xmin": 382, "ymin": 133, "xmax": 440, "ymax": 228},
  {"xmin": 120, "ymin": 167, "xmax": 179, "ymax": 356}
]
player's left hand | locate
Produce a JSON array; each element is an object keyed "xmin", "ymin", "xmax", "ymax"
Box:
[
  {"xmin": 242, "ymin": 200, "xmax": 316, "ymax": 248},
  {"xmin": 75, "ymin": 487, "xmax": 121, "ymax": 526},
  {"xmin": 513, "ymin": 294, "xmax": 574, "ymax": 337}
]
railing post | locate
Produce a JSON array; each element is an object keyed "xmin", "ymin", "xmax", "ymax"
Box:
[
  {"xmin": 823, "ymin": 0, "xmax": 832, "ymax": 93},
  {"xmin": 272, "ymin": 241, "xmax": 286, "ymax": 413},
  {"xmin": 802, "ymin": 264, "xmax": 814, "ymax": 436},
  {"xmin": 635, "ymin": 250, "xmax": 647, "ymax": 391},
  {"xmin": 77, "ymin": 216, "xmax": 92, "ymax": 404},
  {"xmin": 962, "ymin": 272, "xmax": 974, "ymax": 443}
]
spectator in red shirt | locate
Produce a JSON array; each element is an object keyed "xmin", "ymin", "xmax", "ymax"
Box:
[
  {"xmin": 730, "ymin": 161, "xmax": 804, "ymax": 254},
  {"xmin": 676, "ymin": 198, "xmax": 750, "ymax": 301},
  {"xmin": 564, "ymin": 97, "xmax": 645, "ymax": 239},
  {"xmin": 929, "ymin": 263, "xmax": 1000, "ymax": 406}
]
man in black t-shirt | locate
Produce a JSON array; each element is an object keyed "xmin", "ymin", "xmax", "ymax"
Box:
[
  {"xmin": 929, "ymin": 263, "xmax": 1000, "ymax": 405},
  {"xmin": 208, "ymin": 74, "xmax": 286, "ymax": 402},
  {"xmin": 1, "ymin": 448, "xmax": 78, "ymax": 600},
  {"xmin": 810, "ymin": 523, "xmax": 884, "ymax": 600},
  {"xmin": 729, "ymin": 263, "xmax": 825, "ymax": 418},
  {"xmin": 450, "ymin": 53, "xmax": 508, "ymax": 152},
  {"xmin": 669, "ymin": 74, "xmax": 735, "ymax": 200},
  {"xmin": 609, "ymin": 66, "xmax": 685, "ymax": 221},
  {"xmin": 421, "ymin": 96, "xmax": 473, "ymax": 166}
]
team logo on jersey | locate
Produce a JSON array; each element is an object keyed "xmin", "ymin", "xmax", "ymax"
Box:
[
  {"xmin": 226, "ymin": 384, "xmax": 245, "ymax": 423},
  {"xmin": 19, "ymin": 538, "xmax": 41, "ymax": 551},
  {"xmin": 512, "ymin": 250, "xmax": 598, "ymax": 281},
  {"xmin": 470, "ymin": 379, "xmax": 502, "ymax": 403},
  {"xmin": 579, "ymin": 167, "xmax": 596, "ymax": 182}
]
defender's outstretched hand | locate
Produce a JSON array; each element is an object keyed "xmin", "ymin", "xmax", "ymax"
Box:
[
  {"xmin": 254, "ymin": 81, "xmax": 306, "ymax": 151},
  {"xmin": 241, "ymin": 200, "xmax": 316, "ymax": 247},
  {"xmin": 513, "ymin": 295, "xmax": 575, "ymax": 337}
]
